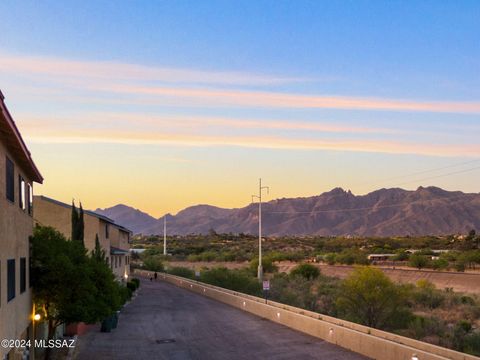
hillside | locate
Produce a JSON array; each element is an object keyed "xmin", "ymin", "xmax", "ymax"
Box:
[{"xmin": 95, "ymin": 186, "xmax": 480, "ymax": 236}]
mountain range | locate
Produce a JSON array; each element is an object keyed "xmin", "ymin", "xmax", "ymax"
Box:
[{"xmin": 94, "ymin": 186, "xmax": 480, "ymax": 237}]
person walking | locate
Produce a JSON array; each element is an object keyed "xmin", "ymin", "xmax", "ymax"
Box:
[{"xmin": 154, "ymin": 272, "xmax": 158, "ymax": 281}]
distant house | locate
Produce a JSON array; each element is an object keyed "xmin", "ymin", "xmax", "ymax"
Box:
[
  {"xmin": 367, "ymin": 254, "xmax": 396, "ymax": 261},
  {"xmin": 33, "ymin": 195, "xmax": 132, "ymax": 280},
  {"xmin": 0, "ymin": 90, "xmax": 44, "ymax": 360}
]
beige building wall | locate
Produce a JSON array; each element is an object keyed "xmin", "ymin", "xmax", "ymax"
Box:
[
  {"xmin": 33, "ymin": 196, "xmax": 131, "ymax": 281},
  {"xmin": 108, "ymin": 225, "xmax": 131, "ymax": 280},
  {"xmin": 33, "ymin": 196, "xmax": 111, "ymax": 256},
  {"xmin": 1, "ymin": 91, "xmax": 43, "ymax": 360}
]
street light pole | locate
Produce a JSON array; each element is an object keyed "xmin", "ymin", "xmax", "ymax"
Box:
[
  {"xmin": 252, "ymin": 178, "xmax": 269, "ymax": 281},
  {"xmin": 163, "ymin": 215, "xmax": 167, "ymax": 256}
]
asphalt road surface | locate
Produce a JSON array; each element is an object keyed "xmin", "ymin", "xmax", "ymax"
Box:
[{"xmin": 75, "ymin": 279, "xmax": 368, "ymax": 360}]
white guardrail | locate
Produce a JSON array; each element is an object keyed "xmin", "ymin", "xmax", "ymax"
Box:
[{"xmin": 134, "ymin": 270, "xmax": 479, "ymax": 360}]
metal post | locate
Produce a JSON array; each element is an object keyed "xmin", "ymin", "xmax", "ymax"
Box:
[
  {"xmin": 252, "ymin": 178, "xmax": 269, "ymax": 281},
  {"xmin": 258, "ymin": 178, "xmax": 263, "ymax": 280},
  {"xmin": 163, "ymin": 215, "xmax": 167, "ymax": 256}
]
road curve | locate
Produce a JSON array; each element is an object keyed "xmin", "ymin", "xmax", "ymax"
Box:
[{"xmin": 75, "ymin": 279, "xmax": 368, "ymax": 360}]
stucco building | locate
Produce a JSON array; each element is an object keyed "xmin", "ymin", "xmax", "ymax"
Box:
[
  {"xmin": 33, "ymin": 196, "xmax": 132, "ymax": 280},
  {"xmin": 0, "ymin": 90, "xmax": 43, "ymax": 360}
]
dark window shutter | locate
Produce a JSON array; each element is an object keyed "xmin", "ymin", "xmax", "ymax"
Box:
[
  {"xmin": 6, "ymin": 157, "xmax": 14, "ymax": 202},
  {"xmin": 7, "ymin": 259, "xmax": 15, "ymax": 302},
  {"xmin": 20, "ymin": 258, "xmax": 26, "ymax": 293}
]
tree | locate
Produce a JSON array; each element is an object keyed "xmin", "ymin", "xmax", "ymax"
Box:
[
  {"xmin": 409, "ymin": 253, "xmax": 430, "ymax": 269},
  {"xmin": 92, "ymin": 234, "xmax": 105, "ymax": 262},
  {"xmin": 79, "ymin": 202, "xmax": 85, "ymax": 244},
  {"xmin": 71, "ymin": 200, "xmax": 85, "ymax": 246},
  {"xmin": 336, "ymin": 266, "xmax": 411, "ymax": 329},
  {"xmin": 31, "ymin": 226, "xmax": 121, "ymax": 359},
  {"xmin": 71, "ymin": 200, "xmax": 78, "ymax": 241},
  {"xmin": 290, "ymin": 263, "xmax": 320, "ymax": 280}
]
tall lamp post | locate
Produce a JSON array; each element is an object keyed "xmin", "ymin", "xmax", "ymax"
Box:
[
  {"xmin": 251, "ymin": 178, "xmax": 269, "ymax": 281},
  {"xmin": 163, "ymin": 215, "xmax": 167, "ymax": 256}
]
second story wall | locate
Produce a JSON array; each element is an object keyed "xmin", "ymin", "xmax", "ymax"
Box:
[{"xmin": 33, "ymin": 196, "xmax": 111, "ymax": 256}]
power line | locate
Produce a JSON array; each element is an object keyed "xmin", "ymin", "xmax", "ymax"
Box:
[
  {"xmin": 264, "ymin": 164, "xmax": 480, "ymax": 215},
  {"xmin": 393, "ymin": 165, "xmax": 480, "ymax": 187},
  {"xmin": 359, "ymin": 158, "xmax": 480, "ymax": 187}
]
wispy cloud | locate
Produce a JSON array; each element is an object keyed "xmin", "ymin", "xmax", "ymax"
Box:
[
  {"xmin": 17, "ymin": 112, "xmax": 396, "ymax": 135},
  {"xmin": 2, "ymin": 52, "xmax": 479, "ymax": 114},
  {"xmin": 20, "ymin": 116, "xmax": 480, "ymax": 158},
  {"xmin": 0, "ymin": 51, "xmax": 305, "ymax": 86},
  {"xmin": 100, "ymin": 85, "xmax": 480, "ymax": 114}
]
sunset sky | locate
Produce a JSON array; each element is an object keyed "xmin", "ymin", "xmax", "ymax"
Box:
[{"xmin": 1, "ymin": 1, "xmax": 479, "ymax": 217}]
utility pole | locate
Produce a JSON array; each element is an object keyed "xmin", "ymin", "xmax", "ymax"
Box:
[
  {"xmin": 163, "ymin": 215, "xmax": 167, "ymax": 256},
  {"xmin": 252, "ymin": 178, "xmax": 269, "ymax": 281}
]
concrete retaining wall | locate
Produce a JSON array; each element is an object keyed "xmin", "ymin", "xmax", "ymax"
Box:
[{"xmin": 135, "ymin": 270, "xmax": 478, "ymax": 360}]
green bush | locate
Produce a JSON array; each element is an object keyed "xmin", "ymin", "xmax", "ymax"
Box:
[
  {"xmin": 413, "ymin": 280, "xmax": 445, "ymax": 309},
  {"xmin": 431, "ymin": 258, "xmax": 449, "ymax": 270},
  {"xmin": 200, "ymin": 267, "xmax": 261, "ymax": 296},
  {"xmin": 143, "ymin": 256, "xmax": 164, "ymax": 272},
  {"xmin": 290, "ymin": 263, "xmax": 320, "ymax": 280},
  {"xmin": 131, "ymin": 277, "xmax": 140, "ymax": 288},
  {"xmin": 249, "ymin": 257, "xmax": 278, "ymax": 275},
  {"xmin": 167, "ymin": 266, "xmax": 195, "ymax": 279},
  {"xmin": 324, "ymin": 253, "xmax": 336, "ymax": 265},
  {"xmin": 463, "ymin": 332, "xmax": 480, "ymax": 356},
  {"xmin": 409, "ymin": 254, "xmax": 430, "ymax": 269},
  {"xmin": 126, "ymin": 281, "xmax": 137, "ymax": 292}
]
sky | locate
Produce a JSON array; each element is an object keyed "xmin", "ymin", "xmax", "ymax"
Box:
[{"xmin": 0, "ymin": 1, "xmax": 479, "ymax": 217}]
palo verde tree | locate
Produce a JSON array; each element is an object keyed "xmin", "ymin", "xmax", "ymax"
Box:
[
  {"xmin": 31, "ymin": 226, "xmax": 122, "ymax": 358},
  {"xmin": 336, "ymin": 266, "xmax": 412, "ymax": 329}
]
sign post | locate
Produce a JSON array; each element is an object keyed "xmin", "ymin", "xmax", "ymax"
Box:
[{"xmin": 262, "ymin": 280, "xmax": 270, "ymax": 304}]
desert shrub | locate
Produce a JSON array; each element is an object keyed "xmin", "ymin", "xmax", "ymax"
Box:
[
  {"xmin": 167, "ymin": 266, "xmax": 195, "ymax": 279},
  {"xmin": 405, "ymin": 316, "xmax": 445, "ymax": 340},
  {"xmin": 455, "ymin": 261, "xmax": 466, "ymax": 272},
  {"xmin": 413, "ymin": 280, "xmax": 445, "ymax": 309},
  {"xmin": 324, "ymin": 253, "xmax": 337, "ymax": 265},
  {"xmin": 463, "ymin": 332, "xmax": 480, "ymax": 356},
  {"xmin": 200, "ymin": 267, "xmax": 261, "ymax": 296},
  {"xmin": 143, "ymin": 256, "xmax": 164, "ymax": 272},
  {"xmin": 431, "ymin": 258, "xmax": 449, "ymax": 270},
  {"xmin": 249, "ymin": 257, "xmax": 278, "ymax": 275},
  {"xmin": 290, "ymin": 263, "xmax": 320, "ymax": 280},
  {"xmin": 336, "ymin": 249, "xmax": 369, "ymax": 265},
  {"xmin": 409, "ymin": 254, "xmax": 430, "ymax": 269},
  {"xmin": 393, "ymin": 250, "xmax": 409, "ymax": 261},
  {"xmin": 336, "ymin": 267, "xmax": 412, "ymax": 329},
  {"xmin": 270, "ymin": 273, "xmax": 317, "ymax": 311}
]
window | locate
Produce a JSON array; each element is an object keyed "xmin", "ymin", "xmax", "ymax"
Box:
[
  {"xmin": 27, "ymin": 183, "xmax": 33, "ymax": 215},
  {"xmin": 119, "ymin": 257, "xmax": 122, "ymax": 267},
  {"xmin": 114, "ymin": 256, "xmax": 117, "ymax": 268},
  {"xmin": 19, "ymin": 176, "xmax": 25, "ymax": 210},
  {"xmin": 7, "ymin": 259, "xmax": 15, "ymax": 302},
  {"xmin": 20, "ymin": 258, "xmax": 26, "ymax": 293},
  {"xmin": 6, "ymin": 157, "xmax": 14, "ymax": 202},
  {"xmin": 105, "ymin": 224, "xmax": 109, "ymax": 239}
]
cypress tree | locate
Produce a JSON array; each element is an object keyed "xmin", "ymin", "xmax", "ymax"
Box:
[
  {"xmin": 79, "ymin": 202, "xmax": 85, "ymax": 246},
  {"xmin": 71, "ymin": 200, "xmax": 85, "ymax": 247},
  {"xmin": 92, "ymin": 233, "xmax": 105, "ymax": 262},
  {"xmin": 71, "ymin": 200, "xmax": 78, "ymax": 241}
]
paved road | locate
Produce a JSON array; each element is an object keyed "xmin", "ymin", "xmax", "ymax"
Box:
[{"xmin": 75, "ymin": 279, "xmax": 368, "ymax": 360}]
